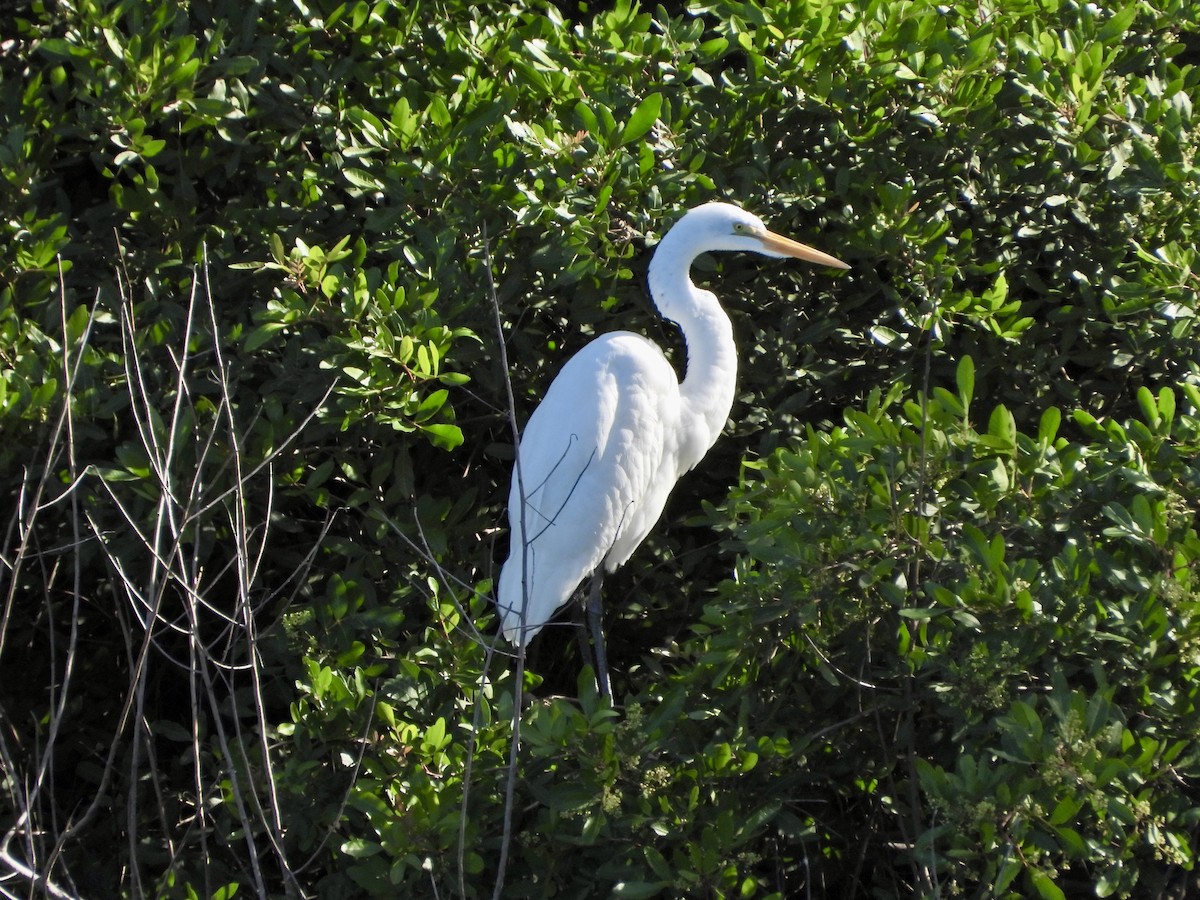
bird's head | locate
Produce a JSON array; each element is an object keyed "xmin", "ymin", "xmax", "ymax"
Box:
[{"xmin": 666, "ymin": 201, "xmax": 849, "ymax": 270}]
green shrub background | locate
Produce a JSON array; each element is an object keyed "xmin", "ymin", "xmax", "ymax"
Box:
[{"xmin": 2, "ymin": 0, "xmax": 1198, "ymax": 897}]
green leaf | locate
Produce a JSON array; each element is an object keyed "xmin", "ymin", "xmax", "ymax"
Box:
[
  {"xmin": 422, "ymin": 716, "xmax": 447, "ymax": 752},
  {"xmin": 35, "ymin": 38, "xmax": 76, "ymax": 61},
  {"xmin": 340, "ymin": 838, "xmax": 383, "ymax": 858},
  {"xmin": 420, "ymin": 423, "xmax": 463, "ymax": 450},
  {"xmin": 343, "ymin": 168, "xmax": 384, "ymax": 192},
  {"xmin": 414, "ymin": 388, "xmax": 449, "ymax": 422},
  {"xmin": 956, "ymin": 355, "xmax": 974, "ymax": 409},
  {"xmin": 620, "ymin": 93, "xmax": 662, "ymax": 145},
  {"xmin": 574, "ymin": 99, "xmax": 598, "ymax": 135},
  {"xmin": 983, "ymin": 271, "xmax": 1009, "ymax": 306},
  {"xmin": 1048, "ymin": 795, "xmax": 1082, "ymax": 825},
  {"xmin": 987, "ymin": 404, "xmax": 1017, "ymax": 455},
  {"xmin": 994, "ymin": 858, "xmax": 1022, "ymax": 893},
  {"xmin": 426, "ymin": 95, "xmax": 452, "ymax": 129},
  {"xmin": 244, "ymin": 322, "xmax": 287, "ymax": 352},
  {"xmin": 1136, "ymin": 385, "xmax": 1159, "ymax": 428},
  {"xmin": 1156, "ymin": 387, "xmax": 1176, "ymax": 431},
  {"xmin": 612, "ymin": 882, "xmax": 667, "ymax": 899},
  {"xmin": 1038, "ymin": 406, "xmax": 1061, "ymax": 445},
  {"xmin": 1097, "ymin": 3, "xmax": 1137, "ymax": 40},
  {"xmin": 1054, "ymin": 825, "xmax": 1087, "ymax": 855},
  {"xmin": 869, "ymin": 324, "xmax": 906, "ymax": 349},
  {"xmin": 335, "ymin": 641, "xmax": 365, "ymax": 666},
  {"xmin": 643, "ymin": 846, "xmax": 672, "ymax": 880},
  {"xmin": 1030, "ymin": 869, "xmax": 1066, "ymax": 900}
]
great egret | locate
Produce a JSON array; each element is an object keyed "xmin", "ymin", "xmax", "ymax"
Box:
[{"xmin": 496, "ymin": 201, "xmax": 847, "ymax": 696}]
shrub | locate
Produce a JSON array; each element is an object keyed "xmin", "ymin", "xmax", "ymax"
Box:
[{"xmin": 1, "ymin": 0, "xmax": 1197, "ymax": 897}]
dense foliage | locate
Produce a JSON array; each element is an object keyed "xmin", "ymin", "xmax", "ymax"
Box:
[{"xmin": 2, "ymin": 0, "xmax": 1198, "ymax": 897}]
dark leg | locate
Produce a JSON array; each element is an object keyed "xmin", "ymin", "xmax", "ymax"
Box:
[
  {"xmin": 587, "ymin": 571, "xmax": 612, "ymax": 700},
  {"xmin": 572, "ymin": 596, "xmax": 591, "ymax": 663}
]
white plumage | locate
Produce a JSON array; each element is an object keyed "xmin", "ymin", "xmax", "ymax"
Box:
[{"xmin": 497, "ymin": 202, "xmax": 847, "ymax": 656}]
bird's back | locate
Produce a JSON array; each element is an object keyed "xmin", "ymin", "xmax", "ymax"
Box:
[{"xmin": 497, "ymin": 331, "xmax": 683, "ymax": 643}]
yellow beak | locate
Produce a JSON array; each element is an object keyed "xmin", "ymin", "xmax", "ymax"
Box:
[{"xmin": 759, "ymin": 229, "xmax": 850, "ymax": 270}]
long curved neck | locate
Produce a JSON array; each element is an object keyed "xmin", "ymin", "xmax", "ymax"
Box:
[{"xmin": 647, "ymin": 244, "xmax": 737, "ymax": 466}]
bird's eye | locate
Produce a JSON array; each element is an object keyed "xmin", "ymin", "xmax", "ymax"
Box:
[{"xmin": 733, "ymin": 222, "xmax": 750, "ymax": 234}]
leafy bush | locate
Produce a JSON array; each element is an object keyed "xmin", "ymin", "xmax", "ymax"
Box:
[
  {"xmin": 688, "ymin": 371, "xmax": 1200, "ymax": 896},
  {"xmin": 1, "ymin": 0, "xmax": 1197, "ymax": 897}
]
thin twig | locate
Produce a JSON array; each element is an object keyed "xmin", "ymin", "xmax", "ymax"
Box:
[
  {"xmin": 903, "ymin": 303, "xmax": 938, "ymax": 896},
  {"xmin": 478, "ymin": 222, "xmax": 531, "ymax": 900},
  {"xmin": 0, "ymin": 257, "xmax": 97, "ymax": 900}
]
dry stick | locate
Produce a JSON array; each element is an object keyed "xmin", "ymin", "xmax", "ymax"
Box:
[
  {"xmin": 396, "ymin": 511, "xmax": 495, "ymax": 898},
  {"xmin": 0, "ymin": 268, "xmax": 100, "ymax": 653},
  {"xmin": 288, "ymin": 691, "xmax": 378, "ymax": 881},
  {"xmin": 123, "ymin": 274, "xmax": 183, "ymax": 896},
  {"xmin": 0, "ymin": 477, "xmax": 30, "ymax": 655},
  {"xmin": 85, "ymin": 264, "xmax": 336, "ymax": 889},
  {"xmin": 1, "ymin": 255, "xmax": 328, "ymax": 899},
  {"xmin": 0, "ymin": 261, "xmax": 101, "ymax": 900},
  {"xmin": 184, "ymin": 605, "xmax": 268, "ymax": 897},
  {"xmin": 86, "ymin": 479, "xmax": 215, "ymax": 637},
  {"xmin": 71, "ymin": 263, "xmax": 259, "ymax": 896},
  {"xmin": 345, "ymin": 257, "xmax": 500, "ymax": 898},
  {"xmin": 0, "ymin": 847, "xmax": 77, "ymax": 900},
  {"xmin": 200, "ymin": 278, "xmax": 268, "ymax": 897},
  {"xmin": 65, "ymin": 495, "xmax": 181, "ymax": 847},
  {"xmin": 91, "ymin": 339, "xmax": 332, "ymax": 632},
  {"xmin": 477, "ymin": 224, "xmax": 533, "ymax": 900},
  {"xmin": 905, "ymin": 310, "xmax": 938, "ymax": 896},
  {"xmin": 385, "ymin": 490, "xmax": 507, "ymax": 900},
  {"xmin": 202, "ymin": 249, "xmax": 303, "ymax": 895},
  {"xmin": 48, "ymin": 260, "xmax": 88, "ymax": 895},
  {"xmin": 131, "ymin": 265, "xmax": 205, "ymax": 900},
  {"xmin": 171, "ymin": 259, "xmax": 331, "ymax": 884},
  {"xmin": 185, "ymin": 587, "xmax": 214, "ymax": 900},
  {"xmin": 346, "ymin": 327, "xmax": 510, "ymax": 892},
  {"xmin": 350, "ymin": 503, "xmax": 495, "ymax": 899},
  {"xmin": 847, "ymin": 596, "xmax": 883, "ymax": 897},
  {"xmin": 172, "ymin": 267, "xmax": 269, "ymax": 899},
  {"xmin": 189, "ymin": 377, "xmax": 337, "ymax": 520},
  {"xmin": 130, "ymin": 267, "xmax": 207, "ymax": 899},
  {"xmin": 242, "ymin": 512, "xmax": 340, "ymax": 887}
]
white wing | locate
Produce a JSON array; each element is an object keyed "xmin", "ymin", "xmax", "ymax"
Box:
[{"xmin": 497, "ymin": 331, "xmax": 683, "ymax": 643}]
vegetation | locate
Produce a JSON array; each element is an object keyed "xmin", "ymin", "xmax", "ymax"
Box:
[{"xmin": 2, "ymin": 0, "xmax": 1198, "ymax": 897}]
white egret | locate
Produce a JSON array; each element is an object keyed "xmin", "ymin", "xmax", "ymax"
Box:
[{"xmin": 496, "ymin": 201, "xmax": 847, "ymax": 696}]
